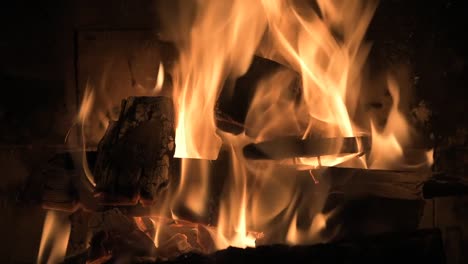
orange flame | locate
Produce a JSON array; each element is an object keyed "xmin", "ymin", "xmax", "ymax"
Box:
[
  {"xmin": 128, "ymin": 0, "xmax": 435, "ymax": 251},
  {"xmin": 78, "ymin": 84, "xmax": 96, "ymax": 187},
  {"xmin": 161, "ymin": 0, "xmax": 379, "ymax": 249},
  {"xmin": 153, "ymin": 62, "xmax": 165, "ymax": 94},
  {"xmin": 37, "ymin": 211, "xmax": 71, "ymax": 264},
  {"xmin": 170, "ymin": 0, "xmax": 267, "ymax": 159}
]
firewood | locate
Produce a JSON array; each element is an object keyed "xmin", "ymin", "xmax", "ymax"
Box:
[
  {"xmin": 93, "ymin": 96, "xmax": 175, "ymax": 206},
  {"xmin": 243, "ymin": 136, "xmax": 371, "ymax": 160},
  {"xmin": 86, "ymin": 208, "xmax": 157, "ymax": 263},
  {"xmin": 310, "ymin": 167, "xmax": 430, "ymax": 200}
]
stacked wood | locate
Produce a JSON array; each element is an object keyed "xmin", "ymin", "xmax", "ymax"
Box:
[{"xmin": 93, "ymin": 96, "xmax": 175, "ymax": 206}]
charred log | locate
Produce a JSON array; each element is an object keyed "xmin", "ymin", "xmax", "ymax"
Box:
[{"xmin": 93, "ymin": 96, "xmax": 175, "ymax": 206}]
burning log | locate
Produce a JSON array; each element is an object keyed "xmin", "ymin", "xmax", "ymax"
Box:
[
  {"xmin": 64, "ymin": 207, "xmax": 261, "ymax": 263},
  {"xmin": 243, "ymin": 136, "xmax": 371, "ymax": 160},
  {"xmin": 216, "ymin": 56, "xmax": 301, "ymax": 135},
  {"xmin": 309, "ymin": 167, "xmax": 468, "ymax": 200},
  {"xmin": 86, "ymin": 208, "xmax": 157, "ymax": 263},
  {"xmin": 93, "ymin": 96, "xmax": 175, "ymax": 206},
  {"xmin": 311, "ymin": 167, "xmax": 430, "ymax": 200}
]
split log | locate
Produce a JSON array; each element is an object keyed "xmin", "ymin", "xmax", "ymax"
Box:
[
  {"xmin": 244, "ymin": 136, "xmax": 371, "ymax": 160},
  {"xmin": 310, "ymin": 167, "xmax": 430, "ymax": 200},
  {"xmin": 309, "ymin": 167, "xmax": 468, "ymax": 200},
  {"xmin": 93, "ymin": 96, "xmax": 175, "ymax": 206}
]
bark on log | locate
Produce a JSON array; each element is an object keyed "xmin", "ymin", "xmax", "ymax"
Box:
[{"xmin": 93, "ymin": 96, "xmax": 175, "ymax": 206}]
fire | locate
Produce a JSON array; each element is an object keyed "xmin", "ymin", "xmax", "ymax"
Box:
[
  {"xmin": 78, "ymin": 84, "xmax": 96, "ymax": 187},
  {"xmin": 163, "ymin": 0, "xmax": 378, "ymax": 249},
  {"xmin": 56, "ymin": 0, "xmax": 435, "ymax": 258},
  {"xmin": 153, "ymin": 62, "xmax": 165, "ymax": 94},
  {"xmin": 286, "ymin": 212, "xmax": 329, "ymax": 245},
  {"xmin": 169, "ymin": 0, "xmax": 267, "ymax": 159},
  {"xmin": 37, "ymin": 211, "xmax": 71, "ymax": 264}
]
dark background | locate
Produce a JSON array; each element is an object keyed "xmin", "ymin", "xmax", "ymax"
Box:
[{"xmin": 0, "ymin": 0, "xmax": 467, "ymax": 263}]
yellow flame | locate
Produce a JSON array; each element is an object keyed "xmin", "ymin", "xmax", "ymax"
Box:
[
  {"xmin": 37, "ymin": 211, "xmax": 71, "ymax": 264},
  {"xmin": 153, "ymin": 62, "xmax": 165, "ymax": 94},
  {"xmin": 150, "ymin": 0, "xmax": 434, "ymax": 250},
  {"xmin": 216, "ymin": 140, "xmax": 257, "ymax": 248},
  {"xmin": 170, "ymin": 0, "xmax": 267, "ymax": 159},
  {"xmin": 174, "ymin": 159, "xmax": 210, "ymax": 217}
]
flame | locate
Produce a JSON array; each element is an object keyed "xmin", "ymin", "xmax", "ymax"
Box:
[
  {"xmin": 286, "ymin": 212, "xmax": 328, "ymax": 245},
  {"xmin": 37, "ymin": 211, "xmax": 71, "ymax": 264},
  {"xmin": 216, "ymin": 139, "xmax": 257, "ymax": 249},
  {"xmin": 259, "ymin": 0, "xmax": 376, "ymax": 140},
  {"xmin": 169, "ymin": 0, "xmax": 268, "ymax": 159},
  {"xmin": 368, "ymin": 76, "xmax": 410, "ymax": 169},
  {"xmin": 160, "ymin": 0, "xmax": 379, "ymax": 249},
  {"xmin": 78, "ymin": 84, "xmax": 96, "ymax": 187},
  {"xmin": 153, "ymin": 62, "xmax": 165, "ymax": 94},
  {"xmin": 174, "ymin": 159, "xmax": 210, "ymax": 217},
  {"xmin": 93, "ymin": 0, "xmax": 435, "ymax": 252}
]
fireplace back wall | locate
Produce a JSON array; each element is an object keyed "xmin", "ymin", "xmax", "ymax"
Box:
[{"xmin": 0, "ymin": 1, "xmax": 467, "ymax": 263}]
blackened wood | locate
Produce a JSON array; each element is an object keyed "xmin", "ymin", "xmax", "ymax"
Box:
[
  {"xmin": 93, "ymin": 96, "xmax": 175, "ymax": 206},
  {"xmin": 86, "ymin": 208, "xmax": 157, "ymax": 263},
  {"xmin": 422, "ymin": 176, "xmax": 468, "ymax": 199},
  {"xmin": 243, "ymin": 136, "xmax": 370, "ymax": 160}
]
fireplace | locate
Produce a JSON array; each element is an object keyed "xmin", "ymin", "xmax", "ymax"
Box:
[{"xmin": 1, "ymin": 0, "xmax": 467, "ymax": 263}]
